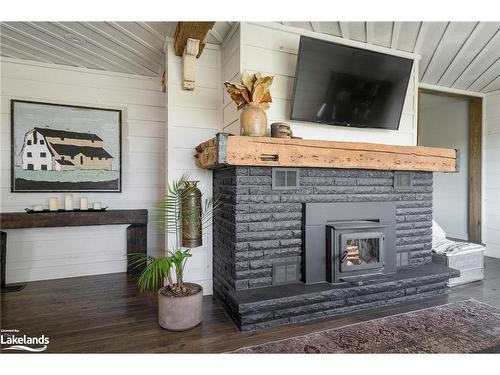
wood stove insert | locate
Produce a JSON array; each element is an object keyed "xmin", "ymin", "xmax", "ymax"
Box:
[{"xmin": 327, "ymin": 221, "xmax": 389, "ymax": 283}]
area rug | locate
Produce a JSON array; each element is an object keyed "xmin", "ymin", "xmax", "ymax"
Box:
[{"xmin": 233, "ymin": 299, "xmax": 500, "ymax": 353}]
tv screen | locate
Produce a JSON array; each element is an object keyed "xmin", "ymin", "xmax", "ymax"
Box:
[{"xmin": 291, "ymin": 36, "xmax": 413, "ymax": 130}]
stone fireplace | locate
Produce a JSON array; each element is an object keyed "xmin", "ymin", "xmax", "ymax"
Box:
[
  {"xmin": 212, "ymin": 166, "xmax": 459, "ymax": 330},
  {"xmin": 196, "ymin": 134, "xmax": 459, "ymax": 331}
]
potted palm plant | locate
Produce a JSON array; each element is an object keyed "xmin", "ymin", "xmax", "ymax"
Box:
[{"xmin": 130, "ymin": 175, "xmax": 218, "ymax": 331}]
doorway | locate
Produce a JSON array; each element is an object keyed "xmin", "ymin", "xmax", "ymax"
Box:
[{"xmin": 418, "ymin": 89, "xmax": 482, "ymax": 243}]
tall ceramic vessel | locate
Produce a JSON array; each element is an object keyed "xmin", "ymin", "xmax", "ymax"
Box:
[
  {"xmin": 240, "ymin": 102, "xmax": 267, "ymax": 137},
  {"xmin": 181, "ymin": 180, "xmax": 202, "ymax": 248}
]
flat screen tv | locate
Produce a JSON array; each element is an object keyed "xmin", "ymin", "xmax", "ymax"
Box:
[{"xmin": 291, "ymin": 36, "xmax": 413, "ymax": 130}]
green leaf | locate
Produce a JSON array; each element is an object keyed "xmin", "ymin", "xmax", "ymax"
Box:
[{"xmin": 136, "ymin": 256, "xmax": 172, "ymax": 292}]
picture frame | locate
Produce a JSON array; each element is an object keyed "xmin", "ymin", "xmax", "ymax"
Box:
[{"xmin": 10, "ymin": 100, "xmax": 122, "ymax": 193}]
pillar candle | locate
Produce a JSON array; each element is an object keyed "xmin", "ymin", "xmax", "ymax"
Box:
[
  {"xmin": 80, "ymin": 197, "xmax": 88, "ymax": 210},
  {"xmin": 64, "ymin": 194, "xmax": 74, "ymax": 211},
  {"xmin": 49, "ymin": 197, "xmax": 58, "ymax": 211},
  {"xmin": 92, "ymin": 202, "xmax": 102, "ymax": 210}
]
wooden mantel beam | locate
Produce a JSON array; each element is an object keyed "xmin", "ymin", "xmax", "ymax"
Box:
[
  {"xmin": 173, "ymin": 22, "xmax": 216, "ymax": 57},
  {"xmin": 194, "ymin": 134, "xmax": 458, "ymax": 173}
]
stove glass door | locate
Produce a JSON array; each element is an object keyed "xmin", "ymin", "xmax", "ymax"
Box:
[{"xmin": 339, "ymin": 231, "xmax": 384, "ymax": 272}]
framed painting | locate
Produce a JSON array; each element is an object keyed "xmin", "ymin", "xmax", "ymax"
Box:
[{"xmin": 11, "ymin": 100, "xmax": 122, "ymax": 192}]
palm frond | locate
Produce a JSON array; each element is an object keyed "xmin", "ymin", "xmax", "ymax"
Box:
[
  {"xmin": 136, "ymin": 256, "xmax": 172, "ymax": 292},
  {"xmin": 153, "ymin": 174, "xmax": 192, "ymax": 235},
  {"xmin": 127, "ymin": 252, "xmax": 153, "ymax": 272}
]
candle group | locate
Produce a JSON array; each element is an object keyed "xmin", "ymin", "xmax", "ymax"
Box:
[
  {"xmin": 44, "ymin": 196, "xmax": 103, "ymax": 211},
  {"xmin": 64, "ymin": 194, "xmax": 74, "ymax": 211},
  {"xmin": 49, "ymin": 197, "xmax": 58, "ymax": 211},
  {"xmin": 80, "ymin": 197, "xmax": 88, "ymax": 210}
]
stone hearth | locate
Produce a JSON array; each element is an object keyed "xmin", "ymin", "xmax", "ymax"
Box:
[{"xmin": 212, "ymin": 166, "xmax": 459, "ymax": 331}]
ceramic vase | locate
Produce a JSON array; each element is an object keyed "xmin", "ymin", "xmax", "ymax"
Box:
[{"xmin": 240, "ymin": 102, "xmax": 267, "ymax": 137}]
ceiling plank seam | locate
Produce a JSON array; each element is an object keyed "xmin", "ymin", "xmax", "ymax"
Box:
[
  {"xmin": 436, "ymin": 21, "xmax": 481, "ymax": 86},
  {"xmin": 450, "ymin": 27, "xmax": 500, "ymax": 88},
  {"xmin": 421, "ymin": 22, "xmax": 451, "ymax": 80}
]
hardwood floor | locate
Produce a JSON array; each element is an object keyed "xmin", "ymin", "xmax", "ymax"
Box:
[{"xmin": 1, "ymin": 257, "xmax": 499, "ymax": 353}]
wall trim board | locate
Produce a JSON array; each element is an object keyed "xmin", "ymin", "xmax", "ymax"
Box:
[
  {"xmin": 419, "ymin": 82, "xmax": 485, "ymax": 98},
  {"xmin": 244, "ymin": 22, "xmax": 421, "ymax": 61},
  {"xmin": 486, "ymin": 89, "xmax": 500, "ymax": 96},
  {"xmin": 413, "ymin": 61, "xmax": 420, "ymax": 145}
]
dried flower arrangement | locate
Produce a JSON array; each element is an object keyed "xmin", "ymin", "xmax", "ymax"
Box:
[{"xmin": 224, "ymin": 71, "xmax": 274, "ymax": 110}]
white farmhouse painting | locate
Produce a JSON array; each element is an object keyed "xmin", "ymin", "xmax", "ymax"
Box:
[{"xmin": 11, "ymin": 100, "xmax": 122, "ymax": 192}]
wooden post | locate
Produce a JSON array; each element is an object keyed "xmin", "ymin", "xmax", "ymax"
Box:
[
  {"xmin": 469, "ymin": 98, "xmax": 482, "ymax": 243},
  {"xmin": 0, "ymin": 231, "xmax": 26, "ymax": 293},
  {"xmin": 1, "ymin": 231, "xmax": 6, "ymax": 289}
]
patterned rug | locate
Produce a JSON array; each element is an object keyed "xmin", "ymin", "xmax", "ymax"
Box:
[{"xmin": 233, "ymin": 299, "xmax": 500, "ymax": 353}]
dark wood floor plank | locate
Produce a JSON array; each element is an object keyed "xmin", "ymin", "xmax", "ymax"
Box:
[{"xmin": 1, "ymin": 257, "xmax": 499, "ymax": 353}]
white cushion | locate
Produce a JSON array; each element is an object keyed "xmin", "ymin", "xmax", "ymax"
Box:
[
  {"xmin": 432, "ymin": 237, "xmax": 485, "ymax": 255},
  {"xmin": 432, "ymin": 220, "xmax": 447, "ymax": 239}
]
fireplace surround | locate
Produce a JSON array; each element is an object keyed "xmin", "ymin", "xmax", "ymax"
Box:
[
  {"xmin": 198, "ymin": 134, "xmax": 459, "ymax": 330},
  {"xmin": 304, "ymin": 201, "xmax": 397, "ymax": 284},
  {"xmin": 212, "ymin": 166, "xmax": 459, "ymax": 330}
]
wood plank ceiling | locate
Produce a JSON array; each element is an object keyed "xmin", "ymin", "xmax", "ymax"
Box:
[
  {"xmin": 0, "ymin": 22, "xmax": 232, "ymax": 76},
  {"xmin": 1, "ymin": 21, "xmax": 499, "ymax": 93}
]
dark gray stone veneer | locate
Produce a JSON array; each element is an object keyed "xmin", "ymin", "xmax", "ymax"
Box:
[
  {"xmin": 212, "ymin": 166, "xmax": 458, "ymax": 330},
  {"xmin": 226, "ymin": 263, "xmax": 459, "ymax": 330}
]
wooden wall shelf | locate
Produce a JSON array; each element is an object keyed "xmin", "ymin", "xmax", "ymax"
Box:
[
  {"xmin": 0, "ymin": 209, "xmax": 148, "ymax": 292},
  {"xmin": 194, "ymin": 134, "xmax": 458, "ymax": 172}
]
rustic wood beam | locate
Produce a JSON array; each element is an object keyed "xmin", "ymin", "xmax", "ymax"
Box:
[
  {"xmin": 174, "ymin": 22, "xmax": 215, "ymax": 90},
  {"xmin": 194, "ymin": 135, "xmax": 458, "ymax": 172},
  {"xmin": 173, "ymin": 21, "xmax": 216, "ymax": 57},
  {"xmin": 469, "ymin": 98, "xmax": 482, "ymax": 243}
]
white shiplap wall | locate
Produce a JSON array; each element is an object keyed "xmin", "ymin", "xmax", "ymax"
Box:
[
  {"xmin": 166, "ymin": 43, "xmax": 221, "ymax": 295},
  {"xmin": 235, "ymin": 22, "xmax": 419, "ymax": 146},
  {"xmin": 222, "ymin": 24, "xmax": 241, "ymax": 134},
  {"xmin": 0, "ymin": 57, "xmax": 166, "ymax": 283},
  {"xmin": 484, "ymin": 90, "xmax": 500, "ymax": 258}
]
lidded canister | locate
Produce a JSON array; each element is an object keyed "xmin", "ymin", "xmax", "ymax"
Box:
[{"xmin": 181, "ymin": 180, "xmax": 202, "ymax": 248}]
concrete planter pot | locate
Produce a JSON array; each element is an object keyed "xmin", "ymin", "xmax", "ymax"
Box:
[{"xmin": 158, "ymin": 283, "xmax": 203, "ymax": 331}]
